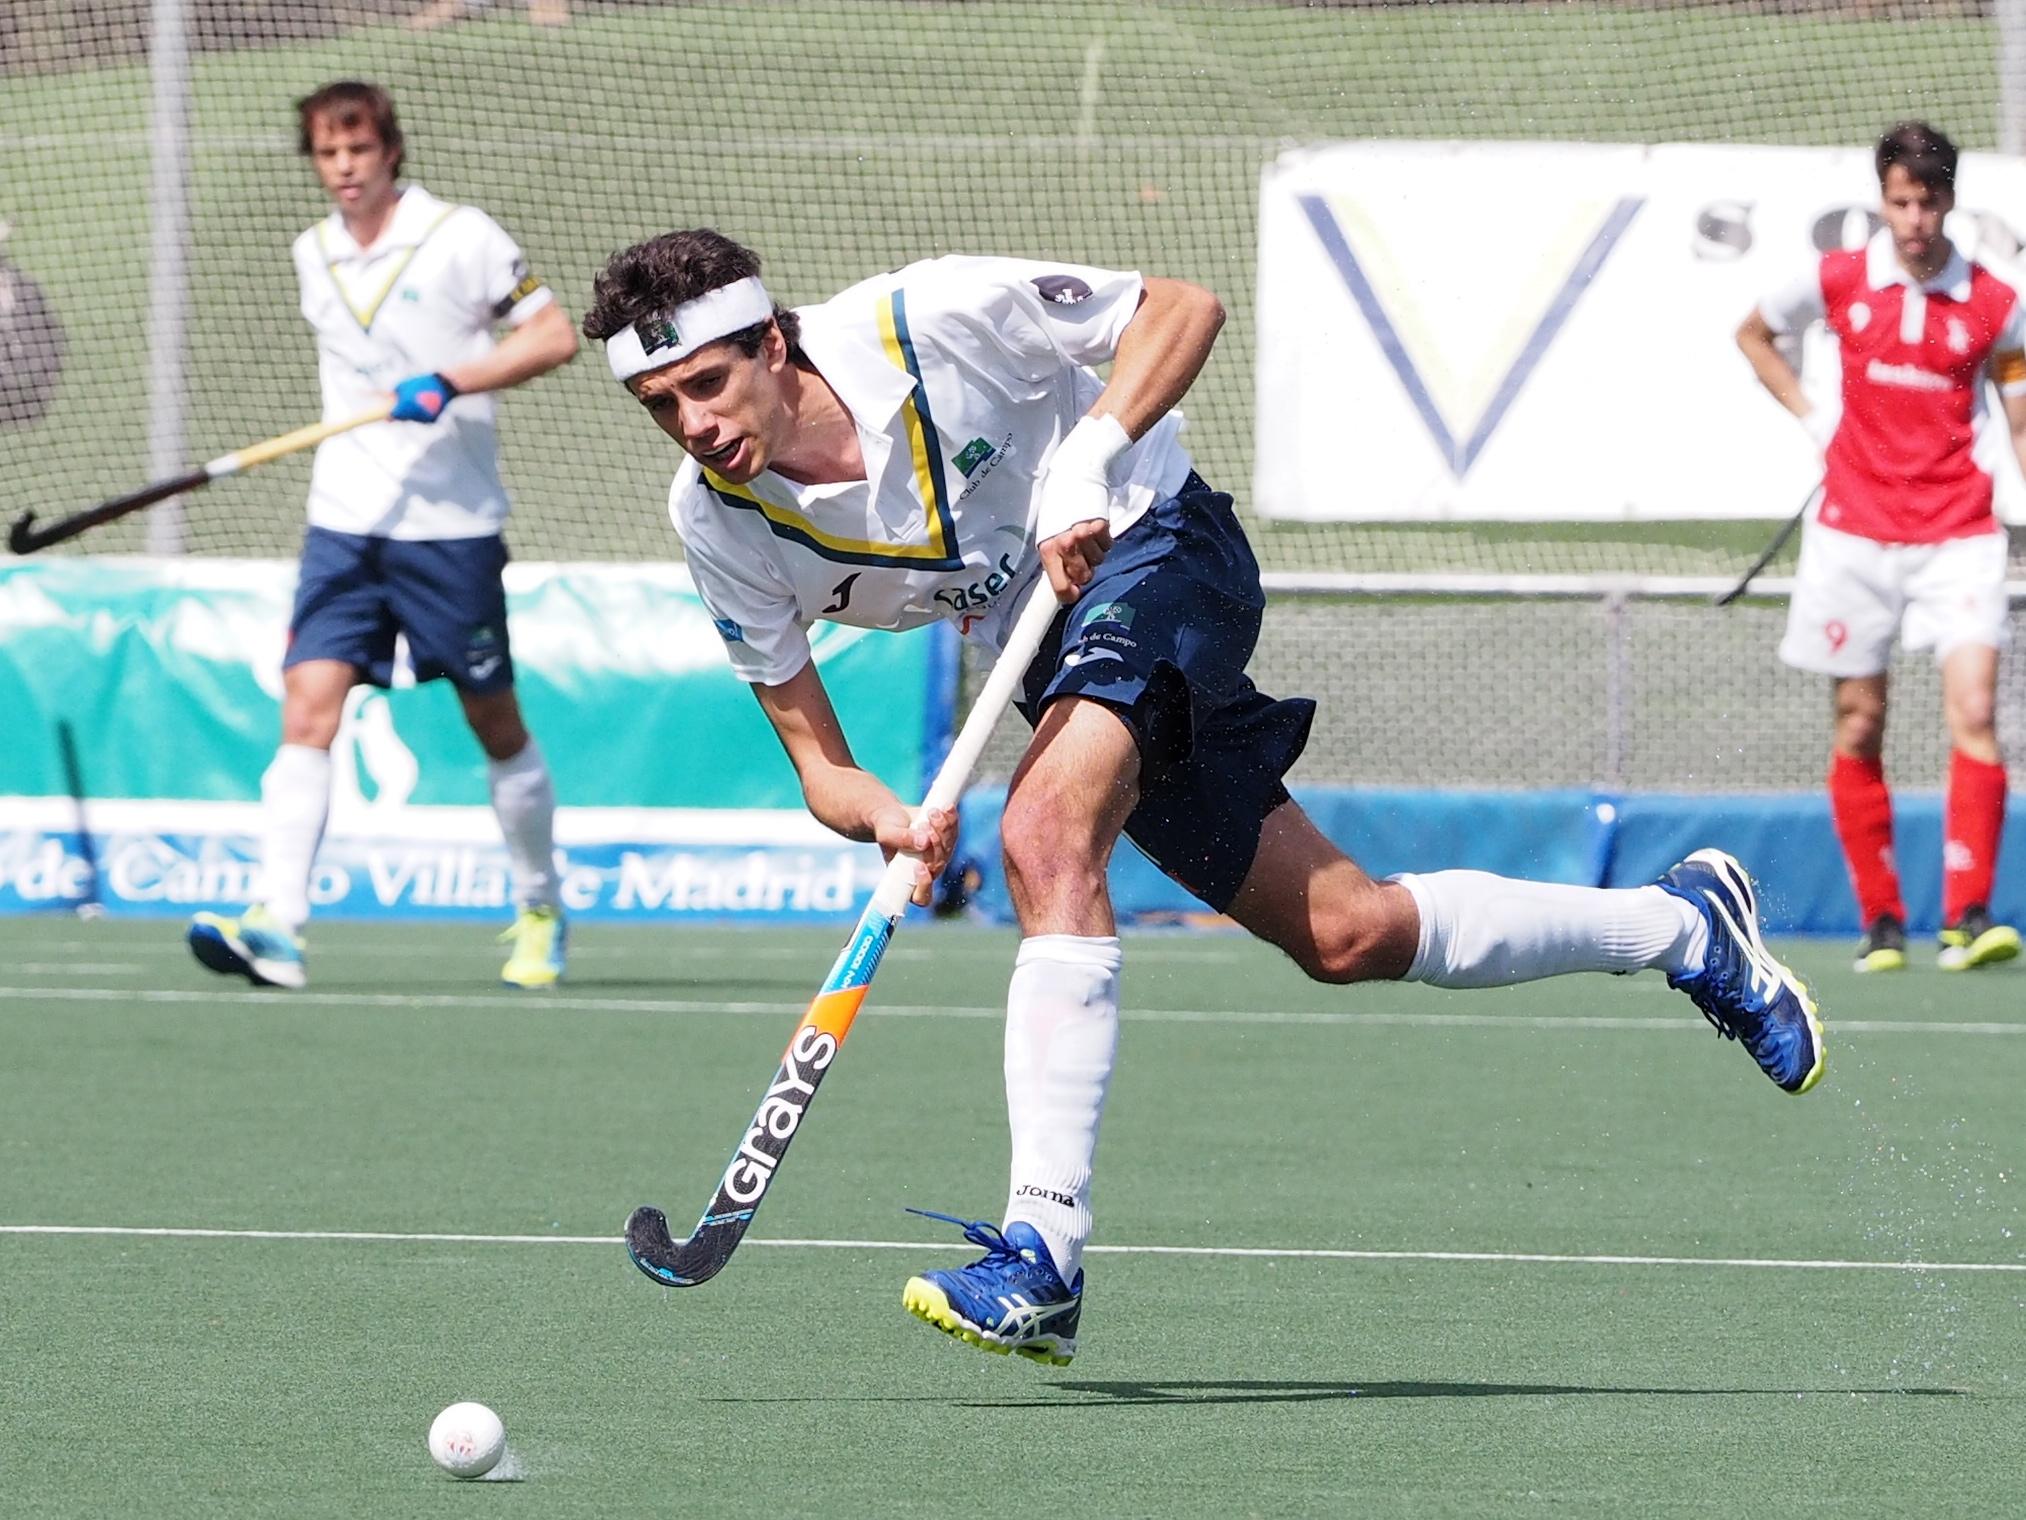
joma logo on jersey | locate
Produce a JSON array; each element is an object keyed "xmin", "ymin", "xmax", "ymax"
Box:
[
  {"xmin": 935, "ymin": 551, "xmax": 1020, "ymax": 616},
  {"xmin": 720, "ymin": 1025, "xmax": 838, "ymax": 1206}
]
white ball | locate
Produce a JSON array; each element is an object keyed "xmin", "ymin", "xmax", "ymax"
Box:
[{"xmin": 427, "ymin": 1401, "xmax": 506, "ymax": 1479}]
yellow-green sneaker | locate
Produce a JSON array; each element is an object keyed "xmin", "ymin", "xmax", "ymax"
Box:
[
  {"xmin": 1853, "ymin": 915, "xmax": 1908, "ymax": 974},
  {"xmin": 1938, "ymin": 907, "xmax": 2022, "ymax": 972},
  {"xmin": 499, "ymin": 905, "xmax": 567, "ymax": 988}
]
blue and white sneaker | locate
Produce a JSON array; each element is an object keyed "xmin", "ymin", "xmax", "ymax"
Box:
[
  {"xmin": 901, "ymin": 1209, "xmax": 1083, "ymax": 1366},
  {"xmin": 1657, "ymin": 849, "xmax": 1824, "ymax": 1094},
  {"xmin": 187, "ymin": 905, "xmax": 307, "ymax": 990}
]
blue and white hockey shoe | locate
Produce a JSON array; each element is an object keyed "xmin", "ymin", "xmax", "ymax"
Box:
[
  {"xmin": 902, "ymin": 1209, "xmax": 1083, "ymax": 1366},
  {"xmin": 1657, "ymin": 849, "xmax": 1824, "ymax": 1094},
  {"xmin": 187, "ymin": 905, "xmax": 307, "ymax": 990}
]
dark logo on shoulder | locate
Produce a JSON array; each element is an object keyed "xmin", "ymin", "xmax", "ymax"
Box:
[{"xmin": 1031, "ymin": 274, "xmax": 1093, "ymax": 305}]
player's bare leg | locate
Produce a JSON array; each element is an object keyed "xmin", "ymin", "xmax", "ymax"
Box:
[
  {"xmin": 458, "ymin": 686, "xmax": 566, "ymax": 987},
  {"xmin": 904, "ymin": 697, "xmax": 1140, "ymax": 1365},
  {"xmin": 1221, "ymin": 801, "xmax": 1418, "ymax": 981},
  {"xmin": 1828, "ymin": 673, "xmax": 1908, "ymax": 972},
  {"xmin": 1938, "ymin": 643, "xmax": 2018, "ymax": 968},
  {"xmin": 1001, "ymin": 696, "xmax": 1142, "ymax": 935},
  {"xmin": 1227, "ymin": 797, "xmax": 1695, "ymax": 987},
  {"xmin": 187, "ymin": 658, "xmax": 353, "ymax": 988}
]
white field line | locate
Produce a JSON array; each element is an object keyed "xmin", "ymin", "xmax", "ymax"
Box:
[
  {"xmin": 12, "ymin": 963, "xmax": 141, "ymax": 974},
  {"xmin": 1, "ymin": 1223, "xmax": 2020, "ymax": 1275},
  {"xmin": 0, "ymin": 938, "xmax": 1260, "ymax": 963},
  {"xmin": 0, "ymin": 982, "xmax": 2019, "ymax": 1036}
]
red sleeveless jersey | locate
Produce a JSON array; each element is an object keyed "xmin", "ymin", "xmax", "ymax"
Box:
[{"xmin": 1817, "ymin": 245, "xmax": 2022, "ymax": 543}]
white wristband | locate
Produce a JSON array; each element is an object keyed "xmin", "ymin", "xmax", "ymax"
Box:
[{"xmin": 1035, "ymin": 413, "xmax": 1132, "ymax": 542}]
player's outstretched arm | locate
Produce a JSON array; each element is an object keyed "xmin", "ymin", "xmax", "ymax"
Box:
[
  {"xmin": 755, "ymin": 662, "xmax": 954, "ymax": 906},
  {"xmin": 442, "ymin": 301, "xmax": 580, "ymax": 397}
]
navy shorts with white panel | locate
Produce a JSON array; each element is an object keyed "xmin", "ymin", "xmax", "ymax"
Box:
[
  {"xmin": 285, "ymin": 524, "xmax": 515, "ymax": 694},
  {"xmin": 1019, "ymin": 473, "xmax": 1314, "ymax": 911}
]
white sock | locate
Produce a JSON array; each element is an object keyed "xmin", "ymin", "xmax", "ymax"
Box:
[
  {"xmin": 1003, "ymin": 934, "xmax": 1122, "ymax": 1285},
  {"xmin": 488, "ymin": 738, "xmax": 559, "ymax": 911},
  {"xmin": 1392, "ymin": 872, "xmax": 1707, "ymax": 989},
  {"xmin": 258, "ymin": 743, "xmax": 331, "ymax": 931}
]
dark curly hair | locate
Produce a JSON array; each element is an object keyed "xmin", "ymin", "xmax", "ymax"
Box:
[{"xmin": 583, "ymin": 228, "xmax": 803, "ymax": 362}]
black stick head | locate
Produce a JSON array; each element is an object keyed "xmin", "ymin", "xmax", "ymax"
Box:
[
  {"xmin": 9, "ymin": 511, "xmax": 37, "ymax": 555},
  {"xmin": 625, "ymin": 1205, "xmax": 680, "ymax": 1280}
]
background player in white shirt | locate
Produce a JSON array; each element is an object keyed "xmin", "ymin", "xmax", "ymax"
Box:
[
  {"xmin": 586, "ymin": 229, "xmax": 1823, "ymax": 1365},
  {"xmin": 187, "ymin": 80, "xmax": 578, "ymax": 991},
  {"xmin": 1738, "ymin": 121, "xmax": 2026, "ymax": 975}
]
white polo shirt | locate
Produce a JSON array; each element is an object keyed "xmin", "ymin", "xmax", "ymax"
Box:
[
  {"xmin": 294, "ymin": 184, "xmax": 553, "ymax": 540},
  {"xmin": 671, "ymin": 255, "xmax": 1194, "ymax": 685}
]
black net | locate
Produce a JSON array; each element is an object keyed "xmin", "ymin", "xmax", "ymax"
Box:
[{"xmin": 0, "ymin": 0, "xmax": 2011, "ymax": 572}]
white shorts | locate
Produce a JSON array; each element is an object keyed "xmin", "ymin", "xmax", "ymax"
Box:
[{"xmin": 1778, "ymin": 522, "xmax": 2011, "ymax": 678}]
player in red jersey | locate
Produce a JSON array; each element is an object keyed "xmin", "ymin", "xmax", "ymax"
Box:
[{"xmin": 1738, "ymin": 121, "xmax": 2024, "ymax": 973}]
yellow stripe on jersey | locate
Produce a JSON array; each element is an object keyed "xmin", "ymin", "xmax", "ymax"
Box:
[
  {"xmin": 700, "ymin": 468, "xmax": 962, "ymax": 569},
  {"xmin": 697, "ymin": 288, "xmax": 965, "ymax": 571},
  {"xmin": 875, "ymin": 293, "xmax": 957, "ymax": 564},
  {"xmin": 318, "ymin": 205, "xmax": 460, "ymax": 332},
  {"xmin": 1993, "ymin": 347, "xmax": 2026, "ymax": 388}
]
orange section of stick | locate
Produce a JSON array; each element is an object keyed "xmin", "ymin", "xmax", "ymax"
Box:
[{"xmin": 798, "ymin": 987, "xmax": 868, "ymax": 1046}]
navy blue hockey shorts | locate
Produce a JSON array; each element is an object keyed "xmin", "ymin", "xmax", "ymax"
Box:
[
  {"xmin": 285, "ymin": 526, "xmax": 515, "ymax": 695},
  {"xmin": 1017, "ymin": 472, "xmax": 1315, "ymax": 912}
]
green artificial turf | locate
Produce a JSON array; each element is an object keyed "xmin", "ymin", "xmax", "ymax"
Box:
[{"xmin": 2, "ymin": 915, "xmax": 2020, "ymax": 1516}]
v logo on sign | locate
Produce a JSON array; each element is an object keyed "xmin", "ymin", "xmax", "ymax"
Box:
[{"xmin": 1298, "ymin": 192, "xmax": 1643, "ymax": 479}]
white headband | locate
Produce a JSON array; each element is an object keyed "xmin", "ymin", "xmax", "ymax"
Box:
[{"xmin": 605, "ymin": 277, "xmax": 776, "ymax": 382}]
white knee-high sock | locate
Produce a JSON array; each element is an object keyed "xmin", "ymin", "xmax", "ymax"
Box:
[
  {"xmin": 1003, "ymin": 934, "xmax": 1122, "ymax": 1285},
  {"xmin": 259, "ymin": 743, "xmax": 331, "ymax": 931},
  {"xmin": 488, "ymin": 738, "xmax": 559, "ymax": 911},
  {"xmin": 1392, "ymin": 871, "xmax": 1707, "ymax": 989}
]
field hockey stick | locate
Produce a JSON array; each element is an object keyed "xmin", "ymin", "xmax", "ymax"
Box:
[
  {"xmin": 8, "ymin": 400, "xmax": 395, "ymax": 554},
  {"xmin": 625, "ymin": 578, "xmax": 1063, "ymax": 1288},
  {"xmin": 1712, "ymin": 484, "xmax": 1820, "ymax": 607}
]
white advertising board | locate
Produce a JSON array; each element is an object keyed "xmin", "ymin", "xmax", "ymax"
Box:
[{"xmin": 1256, "ymin": 140, "xmax": 2026, "ymax": 522}]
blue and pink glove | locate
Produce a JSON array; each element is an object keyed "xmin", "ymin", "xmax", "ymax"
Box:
[{"xmin": 390, "ymin": 372, "xmax": 460, "ymax": 423}]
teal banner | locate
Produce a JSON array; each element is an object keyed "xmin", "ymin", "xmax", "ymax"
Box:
[{"xmin": 0, "ymin": 558, "xmax": 949, "ymax": 811}]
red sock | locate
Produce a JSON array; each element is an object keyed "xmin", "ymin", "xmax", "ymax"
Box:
[
  {"xmin": 1829, "ymin": 751, "xmax": 1904, "ymax": 925},
  {"xmin": 1945, "ymin": 749, "xmax": 2007, "ymax": 924}
]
